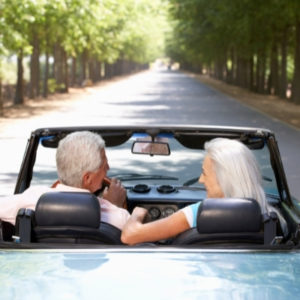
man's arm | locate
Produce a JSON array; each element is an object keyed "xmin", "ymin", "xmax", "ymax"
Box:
[{"xmin": 121, "ymin": 207, "xmax": 190, "ymax": 245}]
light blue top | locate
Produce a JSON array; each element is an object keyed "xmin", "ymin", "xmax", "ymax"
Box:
[{"xmin": 181, "ymin": 201, "xmax": 202, "ymax": 228}]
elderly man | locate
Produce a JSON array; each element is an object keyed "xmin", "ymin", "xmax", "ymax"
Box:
[{"xmin": 0, "ymin": 131, "xmax": 130, "ymax": 230}]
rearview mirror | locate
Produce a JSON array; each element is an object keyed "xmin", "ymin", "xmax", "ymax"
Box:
[{"xmin": 132, "ymin": 141, "xmax": 170, "ymax": 156}]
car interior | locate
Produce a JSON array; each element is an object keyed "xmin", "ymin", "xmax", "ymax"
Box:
[{"xmin": 1, "ymin": 126, "xmax": 300, "ymax": 249}]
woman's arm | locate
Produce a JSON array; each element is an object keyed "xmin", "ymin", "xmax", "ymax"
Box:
[{"xmin": 121, "ymin": 207, "xmax": 190, "ymax": 245}]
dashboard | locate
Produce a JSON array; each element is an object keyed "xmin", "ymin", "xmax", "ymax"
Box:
[{"xmin": 126, "ymin": 184, "xmax": 205, "ymax": 222}]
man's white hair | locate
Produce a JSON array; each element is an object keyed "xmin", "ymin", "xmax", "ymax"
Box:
[
  {"xmin": 56, "ymin": 131, "xmax": 105, "ymax": 188},
  {"xmin": 205, "ymin": 138, "xmax": 287, "ymax": 235}
]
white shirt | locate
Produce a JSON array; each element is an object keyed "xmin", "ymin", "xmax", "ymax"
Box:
[{"xmin": 0, "ymin": 183, "xmax": 130, "ymax": 230}]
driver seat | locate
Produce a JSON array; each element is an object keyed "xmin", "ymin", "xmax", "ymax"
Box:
[
  {"xmin": 172, "ymin": 198, "xmax": 270, "ymax": 245},
  {"xmin": 16, "ymin": 192, "xmax": 122, "ymax": 244}
]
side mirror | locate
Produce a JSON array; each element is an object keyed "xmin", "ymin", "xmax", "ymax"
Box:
[{"xmin": 131, "ymin": 141, "xmax": 170, "ymax": 156}]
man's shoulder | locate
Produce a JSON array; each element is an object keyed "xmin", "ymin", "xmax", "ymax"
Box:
[{"xmin": 23, "ymin": 185, "xmax": 53, "ymax": 194}]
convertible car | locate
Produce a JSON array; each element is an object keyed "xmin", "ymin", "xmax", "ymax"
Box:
[{"xmin": 1, "ymin": 125, "xmax": 300, "ymax": 299}]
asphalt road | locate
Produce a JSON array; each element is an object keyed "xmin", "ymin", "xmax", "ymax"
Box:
[{"xmin": 0, "ymin": 69, "xmax": 299, "ymax": 199}]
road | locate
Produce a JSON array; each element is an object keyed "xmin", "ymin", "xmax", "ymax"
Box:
[{"xmin": 0, "ymin": 69, "xmax": 299, "ymax": 199}]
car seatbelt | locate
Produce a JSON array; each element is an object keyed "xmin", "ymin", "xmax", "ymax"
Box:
[
  {"xmin": 15, "ymin": 208, "xmax": 35, "ymax": 243},
  {"xmin": 263, "ymin": 212, "xmax": 278, "ymax": 245}
]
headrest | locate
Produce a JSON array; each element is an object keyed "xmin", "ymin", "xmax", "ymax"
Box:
[
  {"xmin": 35, "ymin": 192, "xmax": 100, "ymax": 228},
  {"xmin": 197, "ymin": 198, "xmax": 261, "ymax": 234}
]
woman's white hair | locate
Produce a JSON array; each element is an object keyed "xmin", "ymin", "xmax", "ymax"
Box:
[
  {"xmin": 205, "ymin": 138, "xmax": 287, "ymax": 235},
  {"xmin": 56, "ymin": 131, "xmax": 105, "ymax": 188},
  {"xmin": 205, "ymin": 138, "xmax": 267, "ymax": 213}
]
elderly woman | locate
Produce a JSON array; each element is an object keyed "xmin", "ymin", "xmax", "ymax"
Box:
[{"xmin": 121, "ymin": 138, "xmax": 287, "ymax": 245}]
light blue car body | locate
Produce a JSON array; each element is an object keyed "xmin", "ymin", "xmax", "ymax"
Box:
[
  {"xmin": 1, "ymin": 249, "xmax": 300, "ymax": 299},
  {"xmin": 2, "ymin": 126, "xmax": 300, "ymax": 300}
]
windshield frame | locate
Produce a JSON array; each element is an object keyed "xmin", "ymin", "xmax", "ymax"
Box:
[{"xmin": 14, "ymin": 125, "xmax": 290, "ymax": 206}]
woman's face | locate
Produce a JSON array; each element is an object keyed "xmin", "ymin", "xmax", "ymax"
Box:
[{"xmin": 199, "ymin": 155, "xmax": 224, "ymax": 198}]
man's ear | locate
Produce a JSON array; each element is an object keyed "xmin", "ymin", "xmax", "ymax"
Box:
[{"xmin": 82, "ymin": 172, "xmax": 91, "ymax": 188}]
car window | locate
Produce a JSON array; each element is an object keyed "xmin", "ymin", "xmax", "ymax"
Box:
[{"xmin": 252, "ymin": 146, "xmax": 279, "ymax": 198}]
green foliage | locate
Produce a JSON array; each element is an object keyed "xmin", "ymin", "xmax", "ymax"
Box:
[
  {"xmin": 118, "ymin": 0, "xmax": 170, "ymax": 63},
  {"xmin": 167, "ymin": 0, "xmax": 298, "ymax": 71},
  {"xmin": 0, "ymin": 0, "xmax": 168, "ymax": 75},
  {"xmin": 47, "ymin": 78, "xmax": 59, "ymax": 94}
]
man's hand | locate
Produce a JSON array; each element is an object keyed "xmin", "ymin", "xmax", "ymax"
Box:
[
  {"xmin": 131, "ymin": 207, "xmax": 148, "ymax": 222},
  {"xmin": 102, "ymin": 178, "xmax": 126, "ymax": 208}
]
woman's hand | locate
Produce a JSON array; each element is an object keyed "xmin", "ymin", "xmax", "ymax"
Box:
[
  {"xmin": 121, "ymin": 208, "xmax": 190, "ymax": 245},
  {"xmin": 121, "ymin": 207, "xmax": 148, "ymax": 245}
]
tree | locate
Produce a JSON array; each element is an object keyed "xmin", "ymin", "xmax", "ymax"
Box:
[
  {"xmin": 1, "ymin": 0, "xmax": 168, "ymax": 105},
  {"xmin": 167, "ymin": 0, "xmax": 299, "ymax": 103},
  {"xmin": 2, "ymin": 0, "xmax": 38, "ymax": 104},
  {"xmin": 291, "ymin": 0, "xmax": 300, "ymax": 104},
  {"xmin": 291, "ymin": 20, "xmax": 300, "ymax": 104}
]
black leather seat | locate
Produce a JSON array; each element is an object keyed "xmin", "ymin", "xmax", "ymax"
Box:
[
  {"xmin": 0, "ymin": 220, "xmax": 15, "ymax": 241},
  {"xmin": 172, "ymin": 198, "xmax": 265, "ymax": 245},
  {"xmin": 16, "ymin": 192, "xmax": 122, "ymax": 244}
]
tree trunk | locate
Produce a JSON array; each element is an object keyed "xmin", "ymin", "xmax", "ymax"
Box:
[
  {"xmin": 112, "ymin": 62, "xmax": 117, "ymax": 77},
  {"xmin": 105, "ymin": 63, "xmax": 112, "ymax": 79},
  {"xmin": 104, "ymin": 63, "xmax": 108, "ymax": 78},
  {"xmin": 54, "ymin": 43, "xmax": 64, "ymax": 92},
  {"xmin": 256, "ymin": 50, "xmax": 267, "ymax": 94},
  {"xmin": 291, "ymin": 20, "xmax": 300, "ymax": 104},
  {"xmin": 35, "ymin": 36, "xmax": 40, "ymax": 97},
  {"xmin": 71, "ymin": 56, "xmax": 77, "ymax": 86},
  {"xmin": 231, "ymin": 49, "xmax": 237, "ymax": 85},
  {"xmin": 214, "ymin": 58, "xmax": 224, "ymax": 81},
  {"xmin": 29, "ymin": 50, "xmax": 35, "ymax": 98},
  {"xmin": 279, "ymin": 27, "xmax": 288, "ymax": 99},
  {"xmin": 51, "ymin": 46, "xmax": 55, "ymax": 79},
  {"xmin": 225, "ymin": 49, "xmax": 233, "ymax": 84},
  {"xmin": 114, "ymin": 60, "xmax": 119, "ymax": 76},
  {"xmin": 63, "ymin": 49, "xmax": 69, "ymax": 93},
  {"xmin": 43, "ymin": 51, "xmax": 49, "ymax": 98},
  {"xmin": 249, "ymin": 55, "xmax": 255, "ymax": 91},
  {"xmin": 29, "ymin": 33, "xmax": 40, "ymax": 99},
  {"xmin": 198, "ymin": 63, "xmax": 203, "ymax": 74},
  {"xmin": 43, "ymin": 32, "xmax": 50, "ymax": 98},
  {"xmin": 243, "ymin": 58, "xmax": 250, "ymax": 89},
  {"xmin": 14, "ymin": 50, "xmax": 24, "ymax": 105},
  {"xmin": 81, "ymin": 50, "xmax": 87, "ymax": 83},
  {"xmin": 0, "ymin": 79, "xmax": 2, "ymax": 116},
  {"xmin": 255, "ymin": 54, "xmax": 260, "ymax": 92},
  {"xmin": 117, "ymin": 61, "xmax": 122, "ymax": 75},
  {"xmin": 123, "ymin": 60, "xmax": 129, "ymax": 75},
  {"xmin": 88, "ymin": 59, "xmax": 95, "ymax": 82},
  {"xmin": 95, "ymin": 61, "xmax": 101, "ymax": 82},
  {"xmin": 236, "ymin": 57, "xmax": 244, "ymax": 87},
  {"xmin": 268, "ymin": 41, "xmax": 280, "ymax": 95}
]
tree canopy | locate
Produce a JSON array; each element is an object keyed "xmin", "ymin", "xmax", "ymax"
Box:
[
  {"xmin": 1, "ymin": 0, "xmax": 300, "ymax": 107},
  {"xmin": 166, "ymin": 0, "xmax": 300, "ymax": 103},
  {"xmin": 1, "ymin": 0, "xmax": 167, "ymax": 65},
  {"xmin": 0, "ymin": 0, "xmax": 168, "ymax": 104}
]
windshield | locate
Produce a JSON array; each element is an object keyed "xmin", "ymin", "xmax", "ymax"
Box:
[
  {"xmin": 107, "ymin": 137, "xmax": 204, "ymax": 186},
  {"xmin": 31, "ymin": 135, "xmax": 279, "ymax": 199}
]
